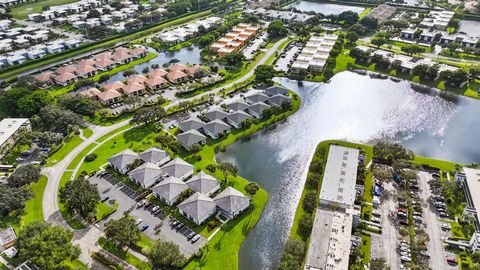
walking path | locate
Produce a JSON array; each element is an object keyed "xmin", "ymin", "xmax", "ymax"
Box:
[{"xmin": 41, "ymin": 37, "xmax": 288, "ymax": 266}]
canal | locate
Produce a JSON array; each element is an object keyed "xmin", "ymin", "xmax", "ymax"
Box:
[
  {"xmin": 284, "ymin": 0, "xmax": 365, "ymax": 15},
  {"xmin": 216, "ymin": 71, "xmax": 480, "ymax": 270}
]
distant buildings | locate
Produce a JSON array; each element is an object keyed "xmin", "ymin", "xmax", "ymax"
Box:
[
  {"xmin": 211, "ymin": 23, "xmax": 259, "ymax": 58},
  {"xmin": 244, "ymin": 8, "xmax": 313, "ymax": 23},
  {"xmin": 0, "ymin": 118, "xmax": 31, "ymax": 159},
  {"xmin": 291, "ymin": 34, "xmax": 338, "ymax": 73},
  {"xmin": 419, "ymin": 10, "xmax": 455, "ymax": 31},
  {"xmin": 155, "ymin": 16, "xmax": 222, "ymax": 44},
  {"xmin": 365, "ymin": 4, "xmax": 397, "ymax": 25}
]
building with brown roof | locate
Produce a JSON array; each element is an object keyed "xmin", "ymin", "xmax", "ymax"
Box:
[
  {"xmin": 78, "ymin": 59, "xmax": 95, "ymax": 67},
  {"xmin": 131, "ymin": 47, "xmax": 147, "ymax": 58},
  {"xmin": 97, "ymin": 89, "xmax": 122, "ymax": 104},
  {"xmin": 54, "ymin": 72, "xmax": 77, "ymax": 86},
  {"xmin": 166, "ymin": 69, "xmax": 188, "ymax": 83},
  {"xmin": 168, "ymin": 63, "xmax": 187, "ymax": 72},
  {"xmin": 122, "ymin": 82, "xmax": 145, "ymax": 96},
  {"xmin": 185, "ymin": 65, "xmax": 204, "ymax": 77},
  {"xmin": 80, "ymin": 87, "xmax": 102, "ymax": 99},
  {"xmin": 34, "ymin": 71, "xmax": 53, "ymax": 84},
  {"xmin": 211, "ymin": 23, "xmax": 259, "ymax": 57},
  {"xmin": 148, "ymin": 69, "xmax": 168, "ymax": 78},
  {"xmin": 75, "ymin": 64, "xmax": 97, "ymax": 78},
  {"xmin": 56, "ymin": 65, "xmax": 76, "ymax": 75},
  {"xmin": 144, "ymin": 76, "xmax": 168, "ymax": 90},
  {"xmin": 127, "ymin": 74, "xmax": 148, "ymax": 84},
  {"xmin": 94, "ymin": 57, "xmax": 115, "ymax": 71},
  {"xmin": 103, "ymin": 81, "xmax": 125, "ymax": 92},
  {"xmin": 113, "ymin": 47, "xmax": 133, "ymax": 64}
]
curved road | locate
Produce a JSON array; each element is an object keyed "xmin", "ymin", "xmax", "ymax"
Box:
[{"xmin": 41, "ymin": 37, "xmax": 287, "ymax": 266}]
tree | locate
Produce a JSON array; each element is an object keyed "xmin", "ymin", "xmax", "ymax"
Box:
[
  {"xmin": 17, "ymin": 90, "xmax": 54, "ymax": 117},
  {"xmin": 371, "ymin": 37, "xmax": 386, "ymax": 48},
  {"xmin": 370, "ymin": 258, "xmax": 387, "ymax": 270},
  {"xmin": 401, "ymin": 44, "xmax": 425, "ymax": 56},
  {"xmin": 469, "ymin": 65, "xmax": 480, "ymax": 79},
  {"xmin": 298, "ymin": 214, "xmax": 313, "ymax": 238},
  {"xmin": 130, "ymin": 106, "xmax": 166, "ymax": 126},
  {"xmin": 123, "ymin": 69, "xmax": 138, "ymax": 77},
  {"xmin": 279, "ymin": 238, "xmax": 305, "ymax": 270},
  {"xmin": 245, "ymin": 15, "xmax": 259, "ymax": 24},
  {"xmin": 447, "ymin": 42, "xmax": 460, "ymax": 54},
  {"xmin": 191, "ymin": 143, "xmax": 203, "ymax": 155},
  {"xmin": 74, "ymin": 79, "xmax": 95, "ymax": 91},
  {"xmin": 338, "ymin": 10, "xmax": 359, "ymax": 26},
  {"xmin": 345, "ymin": 31, "xmax": 359, "ymax": 44},
  {"xmin": 59, "ymin": 93, "xmax": 101, "ymax": 116},
  {"xmin": 16, "ymin": 222, "xmax": 80, "ymax": 270},
  {"xmin": 0, "ymin": 184, "xmax": 32, "ymax": 215},
  {"xmin": 16, "ymin": 75, "xmax": 41, "ymax": 90},
  {"xmin": 267, "ymin": 20, "xmax": 288, "ymax": 37},
  {"xmin": 37, "ymin": 105, "xmax": 82, "ymax": 134},
  {"xmin": 104, "ymin": 215, "xmax": 141, "ymax": 249},
  {"xmin": 218, "ymin": 162, "xmax": 238, "ymax": 182},
  {"xmin": 87, "ymin": 9, "xmax": 101, "ymax": 18},
  {"xmin": 223, "ymin": 52, "xmax": 245, "ymax": 67},
  {"xmin": 86, "ymin": 25, "xmax": 114, "ymax": 39},
  {"xmin": 254, "ymin": 65, "xmax": 277, "ymax": 85},
  {"xmin": 440, "ymin": 69, "xmax": 468, "ymax": 86},
  {"xmin": 302, "ymin": 192, "xmax": 316, "ymax": 213},
  {"xmin": 7, "ymin": 164, "xmax": 41, "ymax": 188},
  {"xmin": 244, "ymin": 182, "xmax": 259, "ymax": 198},
  {"xmin": 0, "ymin": 87, "xmax": 30, "ymax": 117},
  {"xmin": 359, "ymin": 16, "xmax": 378, "ymax": 29},
  {"xmin": 59, "ymin": 176, "xmax": 100, "ymax": 220},
  {"xmin": 145, "ymin": 239, "xmax": 186, "ymax": 268},
  {"xmin": 98, "ymin": 74, "xmax": 111, "ymax": 83}
]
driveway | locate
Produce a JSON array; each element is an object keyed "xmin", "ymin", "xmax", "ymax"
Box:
[{"xmin": 378, "ymin": 181, "xmax": 401, "ymax": 270}]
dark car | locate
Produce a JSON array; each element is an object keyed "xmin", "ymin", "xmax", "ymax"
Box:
[{"xmin": 141, "ymin": 225, "xmax": 149, "ymax": 232}]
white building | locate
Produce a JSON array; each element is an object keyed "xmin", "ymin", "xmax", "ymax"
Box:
[
  {"xmin": 0, "ymin": 118, "xmax": 31, "ymax": 159},
  {"xmin": 291, "ymin": 34, "xmax": 338, "ymax": 74}
]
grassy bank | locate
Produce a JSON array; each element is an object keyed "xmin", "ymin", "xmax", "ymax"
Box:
[
  {"xmin": 10, "ymin": 0, "xmax": 78, "ymax": 19},
  {"xmin": 46, "ymin": 135, "xmax": 84, "ymax": 166}
]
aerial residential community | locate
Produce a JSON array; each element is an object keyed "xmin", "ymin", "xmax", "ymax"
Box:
[{"xmin": 2, "ymin": 0, "xmax": 480, "ymax": 269}]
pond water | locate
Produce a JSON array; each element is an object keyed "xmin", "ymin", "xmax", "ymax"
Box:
[
  {"xmin": 106, "ymin": 46, "xmax": 203, "ymax": 83},
  {"xmin": 216, "ymin": 71, "xmax": 480, "ymax": 270},
  {"xmin": 458, "ymin": 20, "xmax": 480, "ymax": 38},
  {"xmin": 284, "ymin": 0, "xmax": 365, "ymax": 15}
]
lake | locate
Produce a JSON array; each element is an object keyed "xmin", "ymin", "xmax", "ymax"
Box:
[
  {"xmin": 216, "ymin": 71, "xmax": 480, "ymax": 270},
  {"xmin": 284, "ymin": 0, "xmax": 365, "ymax": 15},
  {"xmin": 458, "ymin": 20, "xmax": 480, "ymax": 38},
  {"xmin": 106, "ymin": 46, "xmax": 203, "ymax": 83}
]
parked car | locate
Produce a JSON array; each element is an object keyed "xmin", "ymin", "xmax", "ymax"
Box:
[
  {"xmin": 137, "ymin": 200, "xmax": 147, "ymax": 208},
  {"xmin": 401, "ymin": 256, "xmax": 412, "ymax": 262},
  {"xmin": 135, "ymin": 218, "xmax": 143, "ymax": 225},
  {"xmin": 151, "ymin": 206, "xmax": 159, "ymax": 213},
  {"xmin": 372, "ymin": 210, "xmax": 381, "ymax": 216},
  {"xmin": 141, "ymin": 225, "xmax": 149, "ymax": 232},
  {"xmin": 191, "ymin": 235, "xmax": 201, "ymax": 243},
  {"xmin": 441, "ymin": 223, "xmax": 451, "ymax": 230},
  {"xmin": 187, "ymin": 232, "xmax": 196, "ymax": 240}
]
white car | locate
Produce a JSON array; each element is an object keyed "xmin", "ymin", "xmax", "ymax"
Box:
[
  {"xmin": 401, "ymin": 256, "xmax": 412, "ymax": 262},
  {"xmin": 372, "ymin": 210, "xmax": 381, "ymax": 216},
  {"xmin": 441, "ymin": 223, "xmax": 451, "ymax": 230},
  {"xmin": 135, "ymin": 218, "xmax": 143, "ymax": 225},
  {"xmin": 372, "ymin": 217, "xmax": 381, "ymax": 223}
]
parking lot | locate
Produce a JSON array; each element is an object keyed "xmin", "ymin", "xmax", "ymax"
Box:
[
  {"xmin": 274, "ymin": 45, "xmax": 299, "ymax": 72},
  {"xmin": 242, "ymin": 32, "xmax": 267, "ymax": 60},
  {"xmin": 89, "ymin": 174, "xmax": 206, "ymax": 257}
]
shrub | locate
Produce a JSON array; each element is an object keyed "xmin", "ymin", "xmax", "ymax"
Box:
[{"xmin": 85, "ymin": 153, "xmax": 97, "ymax": 162}]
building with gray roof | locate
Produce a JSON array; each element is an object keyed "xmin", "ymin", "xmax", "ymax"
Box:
[
  {"xmin": 265, "ymin": 85, "xmax": 289, "ymax": 96},
  {"xmin": 246, "ymin": 102, "xmax": 270, "ymax": 119},
  {"xmin": 213, "ymin": 187, "xmax": 250, "ymax": 219},
  {"xmin": 127, "ymin": 162, "xmax": 163, "ymax": 188},
  {"xmin": 139, "ymin": 147, "xmax": 170, "ymax": 165},
  {"xmin": 178, "ymin": 192, "xmax": 217, "ymax": 225},
  {"xmin": 160, "ymin": 157, "xmax": 194, "ymax": 180},
  {"xmin": 107, "ymin": 149, "xmax": 139, "ymax": 174},
  {"xmin": 186, "ymin": 171, "xmax": 221, "ymax": 195},
  {"xmin": 226, "ymin": 100, "xmax": 249, "ymax": 112},
  {"xmin": 178, "ymin": 118, "xmax": 205, "ymax": 132},
  {"xmin": 204, "ymin": 109, "xmax": 228, "ymax": 122},
  {"xmin": 177, "ymin": 129, "xmax": 207, "ymax": 150},
  {"xmin": 245, "ymin": 92, "xmax": 269, "ymax": 104},
  {"xmin": 225, "ymin": 111, "xmax": 253, "ymax": 129},
  {"xmin": 202, "ymin": 119, "xmax": 231, "ymax": 139},
  {"xmin": 152, "ymin": 176, "xmax": 188, "ymax": 206},
  {"xmin": 268, "ymin": 94, "xmax": 291, "ymax": 107}
]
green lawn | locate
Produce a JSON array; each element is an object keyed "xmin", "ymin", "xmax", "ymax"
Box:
[
  {"xmin": 10, "ymin": 0, "xmax": 79, "ymax": 19},
  {"xmin": 99, "ymin": 237, "xmax": 152, "ymax": 270},
  {"xmin": 49, "ymin": 52, "xmax": 158, "ymax": 97},
  {"xmin": 96, "ymin": 201, "xmax": 117, "ymax": 221},
  {"xmin": 413, "ymin": 155, "xmax": 461, "ymax": 172},
  {"xmin": 0, "ymin": 175, "xmax": 48, "ymax": 231},
  {"xmin": 82, "ymin": 127, "xmax": 93, "ymax": 138},
  {"xmin": 46, "ymin": 135, "xmax": 84, "ymax": 166},
  {"xmin": 66, "ymin": 143, "xmax": 96, "ymax": 170},
  {"xmin": 96, "ymin": 125, "xmax": 132, "ymax": 143}
]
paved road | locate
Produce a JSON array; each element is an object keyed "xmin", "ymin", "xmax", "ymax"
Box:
[
  {"xmin": 41, "ymin": 36, "xmax": 287, "ymax": 266},
  {"xmin": 379, "ymin": 181, "xmax": 401, "ymax": 270}
]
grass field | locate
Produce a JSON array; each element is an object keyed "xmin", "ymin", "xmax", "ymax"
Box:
[
  {"xmin": 46, "ymin": 135, "xmax": 84, "ymax": 166},
  {"xmin": 10, "ymin": 0, "xmax": 79, "ymax": 19},
  {"xmin": 82, "ymin": 127, "xmax": 93, "ymax": 138},
  {"xmin": 96, "ymin": 201, "xmax": 117, "ymax": 221},
  {"xmin": 413, "ymin": 155, "xmax": 461, "ymax": 172},
  {"xmin": 99, "ymin": 237, "xmax": 152, "ymax": 270}
]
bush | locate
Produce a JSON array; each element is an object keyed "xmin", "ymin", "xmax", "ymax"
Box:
[
  {"xmin": 85, "ymin": 153, "xmax": 97, "ymax": 162},
  {"xmin": 298, "ymin": 214, "xmax": 313, "ymax": 238},
  {"xmin": 206, "ymin": 164, "xmax": 217, "ymax": 173},
  {"xmin": 302, "ymin": 192, "xmax": 317, "ymax": 213},
  {"xmin": 207, "ymin": 220, "xmax": 218, "ymax": 231}
]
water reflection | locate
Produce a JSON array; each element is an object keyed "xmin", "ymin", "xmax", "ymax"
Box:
[
  {"xmin": 284, "ymin": 0, "xmax": 365, "ymax": 15},
  {"xmin": 215, "ymin": 71, "xmax": 480, "ymax": 270}
]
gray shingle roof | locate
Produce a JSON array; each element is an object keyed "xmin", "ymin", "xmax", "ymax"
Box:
[
  {"xmin": 107, "ymin": 149, "xmax": 139, "ymax": 172},
  {"xmin": 265, "ymin": 86, "xmax": 289, "ymax": 96},
  {"xmin": 226, "ymin": 100, "xmax": 249, "ymax": 111},
  {"xmin": 127, "ymin": 162, "xmax": 162, "ymax": 187},
  {"xmin": 179, "ymin": 118, "xmax": 205, "ymax": 131},
  {"xmin": 160, "ymin": 158, "xmax": 194, "ymax": 179},
  {"xmin": 214, "ymin": 187, "xmax": 250, "ymax": 214},
  {"xmin": 226, "ymin": 111, "xmax": 252, "ymax": 125},
  {"xmin": 204, "ymin": 109, "xmax": 228, "ymax": 121},
  {"xmin": 203, "ymin": 119, "xmax": 231, "ymax": 135},
  {"xmin": 245, "ymin": 93, "xmax": 269, "ymax": 104},
  {"xmin": 177, "ymin": 192, "xmax": 216, "ymax": 221},
  {"xmin": 139, "ymin": 147, "xmax": 170, "ymax": 164},
  {"xmin": 186, "ymin": 171, "xmax": 220, "ymax": 194},
  {"xmin": 247, "ymin": 102, "xmax": 270, "ymax": 115},
  {"xmin": 268, "ymin": 94, "xmax": 291, "ymax": 107},
  {"xmin": 177, "ymin": 130, "xmax": 206, "ymax": 148},
  {"xmin": 152, "ymin": 176, "xmax": 188, "ymax": 202}
]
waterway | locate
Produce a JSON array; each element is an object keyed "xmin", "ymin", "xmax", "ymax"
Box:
[
  {"xmin": 458, "ymin": 20, "xmax": 480, "ymax": 38},
  {"xmin": 284, "ymin": 0, "xmax": 365, "ymax": 15},
  {"xmin": 107, "ymin": 46, "xmax": 203, "ymax": 83},
  {"xmin": 216, "ymin": 71, "xmax": 480, "ymax": 269}
]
